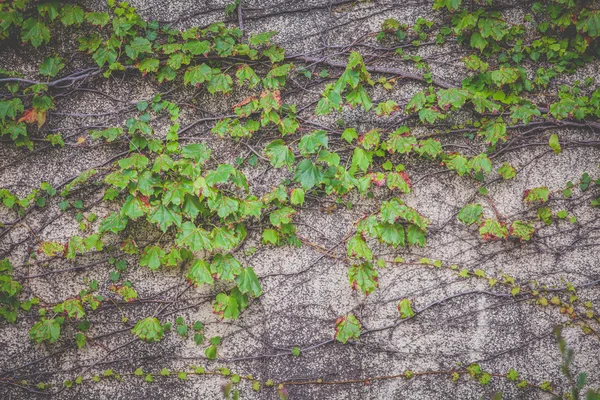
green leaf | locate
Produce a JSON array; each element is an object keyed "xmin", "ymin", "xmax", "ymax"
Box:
[
  {"xmin": 290, "ymin": 188, "xmax": 305, "ymax": 206},
  {"xmin": 206, "ymin": 164, "xmax": 236, "ymax": 186},
  {"xmin": 471, "ymin": 93, "xmax": 500, "ymax": 114},
  {"xmin": 479, "ymin": 219, "xmax": 508, "ymax": 240},
  {"xmin": 478, "ymin": 16, "xmax": 506, "ymax": 41},
  {"xmin": 207, "ymin": 72, "xmax": 233, "ymax": 94},
  {"xmin": 334, "ymin": 314, "xmax": 361, "ymax": 344},
  {"xmin": 498, "ymin": 162, "xmax": 516, "ymax": 180},
  {"xmin": 490, "ymin": 67, "xmax": 520, "ymax": 87},
  {"xmin": 125, "ymin": 37, "xmax": 152, "ymax": 59},
  {"xmin": 121, "ymin": 195, "xmax": 145, "ymax": 220},
  {"xmin": 131, "ymin": 317, "xmax": 164, "ymax": 342},
  {"xmin": 92, "ymin": 44, "xmax": 117, "ymax": 67},
  {"xmin": 60, "ymin": 5, "xmax": 84, "ymax": 26},
  {"xmin": 149, "ymin": 204, "xmax": 182, "ymax": 232},
  {"xmin": 294, "ymin": 159, "xmax": 323, "ymax": 190},
  {"xmin": 91, "ymin": 127, "xmax": 123, "ymax": 142},
  {"xmin": 262, "ymin": 229, "xmax": 280, "ymax": 245},
  {"xmin": 99, "ymin": 212, "xmax": 128, "ymax": 234},
  {"xmin": 181, "ymin": 143, "xmax": 211, "ymax": 163},
  {"xmin": 249, "ymin": 31, "xmax": 277, "ymax": 46},
  {"xmin": 39, "ymin": 57, "xmax": 65, "ymax": 77},
  {"xmin": 118, "ymin": 153, "xmax": 149, "ymax": 170},
  {"xmin": 479, "ymin": 121, "xmax": 507, "ymax": 145},
  {"xmin": 415, "ymin": 138, "xmax": 443, "ymax": 158},
  {"xmin": 577, "ymin": 10, "xmax": 600, "ymax": 38},
  {"xmin": 184, "ymin": 64, "xmax": 213, "ymax": 86},
  {"xmin": 457, "ymin": 204, "xmax": 483, "ymax": 225},
  {"xmin": 379, "ymin": 198, "xmax": 404, "ymax": 224},
  {"xmin": 212, "ymin": 226, "xmax": 240, "ymax": 250},
  {"xmin": 213, "ymin": 293, "xmax": 240, "ymax": 320},
  {"xmin": 359, "ymin": 129, "xmax": 380, "ymax": 151},
  {"xmin": 163, "ymin": 248, "xmax": 183, "ymax": 267},
  {"xmin": 205, "ymin": 345, "xmax": 217, "ymax": 359},
  {"xmin": 176, "ymin": 222, "xmax": 213, "ymax": 252},
  {"xmin": 468, "ymin": 154, "xmax": 492, "ymax": 174},
  {"xmin": 235, "ymin": 267, "xmax": 262, "ymax": 297},
  {"xmin": 166, "ymin": 52, "xmax": 190, "ymax": 70},
  {"xmin": 398, "ymin": 298, "xmax": 415, "ymax": 318},
  {"xmin": 375, "ymin": 100, "xmax": 399, "ymax": 116},
  {"xmin": 348, "ymin": 262, "xmax": 379, "ymax": 295},
  {"xmin": 210, "ymin": 254, "xmax": 242, "ymax": 281},
  {"xmin": 510, "ymin": 220, "xmax": 535, "ymax": 241},
  {"xmin": 38, "ymin": 2, "xmax": 60, "ymax": 20},
  {"xmin": 478, "ymin": 372, "xmax": 491, "ymax": 385},
  {"xmin": 279, "ymin": 117, "xmax": 299, "ymax": 136},
  {"xmin": 83, "ymin": 234, "xmax": 103, "ymax": 251},
  {"xmin": 346, "ymin": 85, "xmax": 373, "ymax": 111},
  {"xmin": 0, "ymin": 98, "xmax": 24, "ymax": 120},
  {"xmin": 54, "ymin": 299, "xmax": 85, "ymax": 319},
  {"xmin": 269, "ymin": 206, "xmax": 295, "ymax": 228},
  {"xmin": 21, "ymin": 18, "xmax": 50, "ymax": 48},
  {"xmin": 207, "ymin": 194, "xmax": 239, "ymax": 218},
  {"xmin": 507, "ymin": 369, "xmax": 519, "ymax": 381},
  {"xmin": 236, "ymin": 64, "xmax": 260, "ymax": 88},
  {"xmin": 342, "ymin": 128, "xmax": 358, "ymax": 144},
  {"xmin": 30, "ymin": 318, "xmax": 61, "ymax": 344},
  {"xmin": 140, "ymin": 246, "xmax": 165, "ymax": 270},
  {"xmin": 437, "ymin": 88, "xmax": 470, "ymax": 110},
  {"xmin": 444, "ymin": 154, "xmax": 470, "ymax": 176},
  {"xmin": 66, "ymin": 236, "xmax": 85, "ymax": 259},
  {"xmin": 75, "ymin": 333, "xmax": 86, "ymax": 349},
  {"xmin": 376, "ymin": 223, "xmax": 405, "ymax": 248},
  {"xmin": 182, "ymin": 40, "xmax": 211, "ymax": 55},
  {"xmin": 549, "ymin": 134, "xmax": 561, "ymax": 155},
  {"xmin": 240, "ymin": 197, "xmax": 262, "ymax": 218},
  {"xmin": 347, "ymin": 234, "xmax": 372, "ymax": 260},
  {"xmin": 263, "ymin": 46, "xmax": 285, "ymax": 62},
  {"xmin": 40, "ymin": 241, "xmax": 64, "ymax": 257},
  {"xmin": 85, "ymin": 12, "xmax": 110, "ymax": 27},
  {"xmin": 537, "ymin": 207, "xmax": 553, "ymax": 225},
  {"xmin": 299, "ymin": 130, "xmax": 328, "ymax": 156},
  {"xmin": 265, "ymin": 140, "xmax": 294, "ymax": 169},
  {"xmin": 509, "ymin": 102, "xmax": 540, "ymax": 124},
  {"xmin": 406, "ymin": 92, "xmax": 427, "ymax": 112},
  {"xmin": 433, "ymin": 0, "xmax": 462, "ymax": 11},
  {"xmin": 523, "ymin": 187, "xmax": 549, "ymax": 203},
  {"xmin": 157, "ymin": 66, "xmax": 177, "ymax": 83},
  {"xmin": 187, "ymin": 260, "xmax": 214, "ymax": 286},
  {"xmin": 78, "ymin": 34, "xmax": 102, "ymax": 53},
  {"xmin": 407, "ymin": 224, "xmax": 426, "ymax": 247},
  {"xmin": 352, "ymin": 148, "xmax": 371, "ymax": 173},
  {"xmin": 318, "ymin": 150, "xmax": 340, "ymax": 167},
  {"xmin": 138, "ymin": 58, "xmax": 159, "ymax": 75},
  {"xmin": 419, "ymin": 108, "xmax": 445, "ymax": 124},
  {"xmin": 556, "ymin": 210, "xmax": 569, "ymax": 219}
]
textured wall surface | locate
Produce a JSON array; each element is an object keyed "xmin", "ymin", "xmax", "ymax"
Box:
[{"xmin": 1, "ymin": 1, "xmax": 599, "ymax": 399}]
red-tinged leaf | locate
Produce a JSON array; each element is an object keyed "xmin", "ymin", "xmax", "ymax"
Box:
[
  {"xmin": 348, "ymin": 262, "xmax": 379, "ymax": 295},
  {"xmin": 334, "ymin": 314, "xmax": 361, "ymax": 343}
]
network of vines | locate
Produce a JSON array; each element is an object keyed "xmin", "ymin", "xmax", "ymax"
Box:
[{"xmin": 0, "ymin": 0, "xmax": 600, "ymax": 398}]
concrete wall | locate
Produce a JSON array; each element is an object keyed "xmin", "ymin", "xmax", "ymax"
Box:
[{"xmin": 1, "ymin": 1, "xmax": 599, "ymax": 399}]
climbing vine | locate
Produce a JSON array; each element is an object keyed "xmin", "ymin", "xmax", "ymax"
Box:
[{"xmin": 1, "ymin": 0, "xmax": 600, "ymax": 398}]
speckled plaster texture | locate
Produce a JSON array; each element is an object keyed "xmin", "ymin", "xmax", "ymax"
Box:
[{"xmin": 1, "ymin": 1, "xmax": 599, "ymax": 399}]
